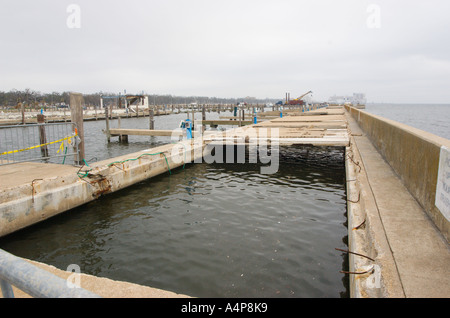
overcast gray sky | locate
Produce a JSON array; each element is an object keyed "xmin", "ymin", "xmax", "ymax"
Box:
[{"xmin": 1, "ymin": 0, "xmax": 449, "ymax": 103}]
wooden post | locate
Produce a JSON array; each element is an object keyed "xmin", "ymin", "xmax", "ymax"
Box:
[
  {"xmin": 117, "ymin": 116, "xmax": 128, "ymax": 143},
  {"xmin": 37, "ymin": 114, "xmax": 49, "ymax": 158},
  {"xmin": 20, "ymin": 102, "xmax": 25, "ymax": 124},
  {"xmin": 202, "ymin": 104, "xmax": 206, "ymax": 133},
  {"xmin": 150, "ymin": 108, "xmax": 155, "ymax": 130},
  {"xmin": 105, "ymin": 107, "xmax": 110, "ymax": 143},
  {"xmin": 69, "ymin": 93, "xmax": 85, "ymax": 164}
]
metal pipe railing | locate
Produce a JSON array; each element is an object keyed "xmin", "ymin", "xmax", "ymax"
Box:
[{"xmin": 0, "ymin": 249, "xmax": 101, "ymax": 298}]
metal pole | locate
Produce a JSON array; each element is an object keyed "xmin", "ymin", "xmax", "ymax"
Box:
[
  {"xmin": 0, "ymin": 249, "xmax": 100, "ymax": 298},
  {"xmin": 0, "ymin": 279, "xmax": 14, "ymax": 298}
]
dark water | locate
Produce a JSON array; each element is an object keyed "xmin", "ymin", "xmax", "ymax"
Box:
[
  {"xmin": 0, "ymin": 141, "xmax": 349, "ymax": 297},
  {"xmin": 365, "ymin": 103, "xmax": 450, "ymax": 140}
]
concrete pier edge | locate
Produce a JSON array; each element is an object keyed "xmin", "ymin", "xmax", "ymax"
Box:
[
  {"xmin": 345, "ymin": 107, "xmax": 450, "ymax": 298},
  {"xmin": 345, "ymin": 115, "xmax": 404, "ymax": 297}
]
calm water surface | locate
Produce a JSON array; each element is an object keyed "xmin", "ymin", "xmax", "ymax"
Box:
[
  {"xmin": 365, "ymin": 103, "xmax": 449, "ymax": 139},
  {"xmin": 0, "ymin": 140, "xmax": 349, "ymax": 297}
]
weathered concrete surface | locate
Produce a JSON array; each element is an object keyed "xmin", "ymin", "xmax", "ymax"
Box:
[{"xmin": 345, "ymin": 109, "xmax": 450, "ymax": 297}]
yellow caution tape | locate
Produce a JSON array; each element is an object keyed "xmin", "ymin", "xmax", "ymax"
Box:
[
  {"xmin": 57, "ymin": 140, "xmax": 65, "ymax": 154},
  {"xmin": 0, "ymin": 132, "xmax": 78, "ymax": 156}
]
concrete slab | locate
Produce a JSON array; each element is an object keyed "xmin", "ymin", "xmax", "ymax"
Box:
[{"xmin": 0, "ymin": 162, "xmax": 79, "ymax": 190}]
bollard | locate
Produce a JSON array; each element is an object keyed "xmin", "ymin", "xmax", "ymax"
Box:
[
  {"xmin": 280, "ymin": 106, "xmax": 283, "ymax": 118},
  {"xmin": 253, "ymin": 107, "xmax": 257, "ymax": 124}
]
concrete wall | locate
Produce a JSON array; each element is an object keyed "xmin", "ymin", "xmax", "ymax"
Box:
[{"xmin": 346, "ymin": 106, "xmax": 450, "ymax": 241}]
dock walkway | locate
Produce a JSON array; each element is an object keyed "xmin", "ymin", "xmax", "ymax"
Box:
[{"xmin": 345, "ymin": 112, "xmax": 450, "ymax": 297}]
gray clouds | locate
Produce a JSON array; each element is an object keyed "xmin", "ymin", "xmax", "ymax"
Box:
[{"xmin": 1, "ymin": 0, "xmax": 449, "ymax": 103}]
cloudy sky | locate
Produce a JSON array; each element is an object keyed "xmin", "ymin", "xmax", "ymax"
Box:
[{"xmin": 1, "ymin": 0, "xmax": 449, "ymax": 103}]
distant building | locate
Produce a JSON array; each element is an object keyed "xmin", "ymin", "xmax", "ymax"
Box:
[{"xmin": 328, "ymin": 93, "xmax": 366, "ymax": 105}]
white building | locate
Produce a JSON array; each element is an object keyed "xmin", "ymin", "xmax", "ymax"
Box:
[{"xmin": 328, "ymin": 93, "xmax": 366, "ymax": 105}]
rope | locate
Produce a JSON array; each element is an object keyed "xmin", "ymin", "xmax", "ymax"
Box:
[
  {"xmin": 77, "ymin": 158, "xmax": 91, "ymax": 178},
  {"xmin": 107, "ymin": 152, "xmax": 172, "ymax": 175}
]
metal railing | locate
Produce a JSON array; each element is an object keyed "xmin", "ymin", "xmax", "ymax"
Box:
[
  {"xmin": 0, "ymin": 249, "xmax": 100, "ymax": 298},
  {"xmin": 0, "ymin": 122, "xmax": 79, "ymax": 166}
]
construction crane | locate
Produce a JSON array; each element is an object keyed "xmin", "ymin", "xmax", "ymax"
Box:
[{"xmin": 287, "ymin": 91, "xmax": 312, "ymax": 105}]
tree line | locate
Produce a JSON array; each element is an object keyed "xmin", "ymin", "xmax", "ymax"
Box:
[{"xmin": 0, "ymin": 89, "xmax": 278, "ymax": 108}]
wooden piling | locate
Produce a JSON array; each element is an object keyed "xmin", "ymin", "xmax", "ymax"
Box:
[
  {"xmin": 102, "ymin": 97, "xmax": 111, "ymax": 143},
  {"xmin": 20, "ymin": 102, "xmax": 25, "ymax": 125},
  {"xmin": 150, "ymin": 108, "xmax": 155, "ymax": 130},
  {"xmin": 202, "ymin": 105, "xmax": 206, "ymax": 132},
  {"xmin": 37, "ymin": 114, "xmax": 49, "ymax": 158},
  {"xmin": 69, "ymin": 93, "xmax": 85, "ymax": 164}
]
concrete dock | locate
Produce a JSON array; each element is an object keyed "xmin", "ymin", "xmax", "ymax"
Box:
[
  {"xmin": 1, "ymin": 105, "xmax": 449, "ymax": 298},
  {"xmin": 344, "ymin": 109, "xmax": 450, "ymax": 297}
]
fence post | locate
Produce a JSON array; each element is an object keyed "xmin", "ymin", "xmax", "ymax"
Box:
[{"xmin": 69, "ymin": 93, "xmax": 85, "ymax": 165}]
